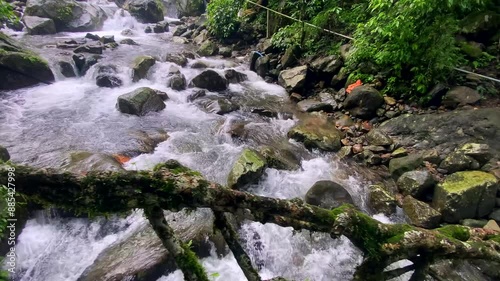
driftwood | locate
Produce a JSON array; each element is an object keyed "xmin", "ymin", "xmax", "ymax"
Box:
[{"xmin": 1, "ymin": 161, "xmax": 499, "ymax": 280}]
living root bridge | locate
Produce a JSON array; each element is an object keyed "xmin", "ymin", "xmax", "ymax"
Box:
[{"xmin": 1, "ymin": 161, "xmax": 500, "ymax": 280}]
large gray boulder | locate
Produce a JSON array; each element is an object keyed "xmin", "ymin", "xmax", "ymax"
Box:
[
  {"xmin": 288, "ymin": 115, "xmax": 343, "ymax": 152},
  {"xmin": 433, "ymin": 171, "xmax": 498, "ymax": 223},
  {"xmin": 278, "ymin": 65, "xmax": 308, "ymax": 93},
  {"xmin": 227, "ymin": 148, "xmax": 267, "ymax": 189},
  {"xmin": 189, "ymin": 70, "xmax": 228, "ymax": 92},
  {"xmin": 397, "ymin": 170, "xmax": 436, "ymax": 199},
  {"xmin": 0, "ymin": 33, "xmax": 55, "ymax": 90},
  {"xmin": 442, "ymin": 86, "xmax": 481, "ymax": 109},
  {"xmin": 116, "ymin": 0, "xmax": 164, "ymax": 23},
  {"xmin": 23, "ymin": 16, "xmax": 56, "ymax": 35},
  {"xmin": 25, "ymin": 0, "xmax": 107, "ymax": 32},
  {"xmin": 343, "ymin": 85, "xmax": 384, "ymax": 119},
  {"xmin": 162, "ymin": 0, "xmax": 204, "ymax": 17},
  {"xmin": 305, "ymin": 180, "xmax": 354, "ymax": 209},
  {"xmin": 116, "ymin": 87, "xmax": 166, "ymax": 116}
]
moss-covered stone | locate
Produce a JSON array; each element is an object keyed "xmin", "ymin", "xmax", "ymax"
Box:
[
  {"xmin": 397, "ymin": 170, "xmax": 436, "ymax": 199},
  {"xmin": 368, "ymin": 184, "xmax": 397, "ymax": 215},
  {"xmin": 439, "ymin": 151, "xmax": 478, "ymax": 173},
  {"xmin": 433, "ymin": 171, "xmax": 498, "ymax": 223},
  {"xmin": 197, "ymin": 40, "xmax": 219, "ymax": 57},
  {"xmin": 437, "ymin": 225, "xmax": 470, "ymax": 241},
  {"xmin": 403, "ymin": 196, "xmax": 441, "ymax": 229},
  {"xmin": 288, "ymin": 115, "xmax": 343, "ymax": 152},
  {"xmin": 116, "ymin": 87, "xmax": 166, "ymax": 116},
  {"xmin": 227, "ymin": 148, "xmax": 267, "ymax": 189},
  {"xmin": 388, "ymin": 154, "xmax": 423, "ymax": 179},
  {"xmin": 132, "ymin": 56, "xmax": 156, "ymax": 82}
]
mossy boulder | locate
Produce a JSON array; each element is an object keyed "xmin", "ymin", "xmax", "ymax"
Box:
[
  {"xmin": 167, "ymin": 0, "xmax": 205, "ymax": 17},
  {"xmin": 439, "ymin": 151, "xmax": 478, "ymax": 173},
  {"xmin": 0, "ymin": 146, "xmax": 10, "ymax": 162},
  {"xmin": 288, "ymin": 115, "xmax": 343, "ymax": 152},
  {"xmin": 397, "ymin": 170, "xmax": 436, "ymax": 199},
  {"xmin": 388, "ymin": 154, "xmax": 423, "ymax": 179},
  {"xmin": 258, "ymin": 145, "xmax": 301, "ymax": 171},
  {"xmin": 116, "ymin": 87, "xmax": 166, "ymax": 116},
  {"xmin": 368, "ymin": 184, "xmax": 397, "ymax": 215},
  {"xmin": 366, "ymin": 129, "xmax": 393, "ymax": 146},
  {"xmin": 25, "ymin": 0, "xmax": 107, "ymax": 32},
  {"xmin": 403, "ymin": 196, "xmax": 441, "ymax": 229},
  {"xmin": 0, "ymin": 33, "xmax": 55, "ymax": 90},
  {"xmin": 132, "ymin": 56, "xmax": 156, "ymax": 82},
  {"xmin": 458, "ymin": 143, "xmax": 491, "ymax": 165},
  {"xmin": 305, "ymin": 180, "xmax": 353, "ymax": 209},
  {"xmin": 227, "ymin": 148, "xmax": 267, "ymax": 189},
  {"xmin": 433, "ymin": 171, "xmax": 498, "ymax": 223},
  {"xmin": 117, "ymin": 0, "xmax": 164, "ymax": 23},
  {"xmin": 197, "ymin": 40, "xmax": 219, "ymax": 57}
]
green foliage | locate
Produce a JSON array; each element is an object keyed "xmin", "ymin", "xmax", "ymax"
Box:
[
  {"xmin": 0, "ymin": 0, "xmax": 16, "ymax": 22},
  {"xmin": 206, "ymin": 0, "xmax": 244, "ymax": 38},
  {"xmin": 350, "ymin": 0, "xmax": 489, "ymax": 103}
]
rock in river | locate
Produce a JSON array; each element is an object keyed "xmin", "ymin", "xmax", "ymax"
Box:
[
  {"xmin": 305, "ymin": 180, "xmax": 353, "ymax": 209},
  {"xmin": 227, "ymin": 148, "xmax": 267, "ymax": 189},
  {"xmin": 116, "ymin": 87, "xmax": 166, "ymax": 116},
  {"xmin": 189, "ymin": 70, "xmax": 228, "ymax": 92},
  {"xmin": 288, "ymin": 115, "xmax": 343, "ymax": 152}
]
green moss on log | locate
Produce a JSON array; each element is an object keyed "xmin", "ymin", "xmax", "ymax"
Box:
[
  {"xmin": 437, "ymin": 225, "xmax": 471, "ymax": 241},
  {"xmin": 176, "ymin": 244, "xmax": 210, "ymax": 281}
]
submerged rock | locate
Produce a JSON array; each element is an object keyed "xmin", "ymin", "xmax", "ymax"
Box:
[
  {"xmin": 305, "ymin": 180, "xmax": 353, "ymax": 209},
  {"xmin": 288, "ymin": 115, "xmax": 343, "ymax": 152},
  {"xmin": 0, "ymin": 33, "xmax": 55, "ymax": 90},
  {"xmin": 131, "ymin": 55, "xmax": 156, "ymax": 82},
  {"xmin": 116, "ymin": 87, "xmax": 166, "ymax": 116},
  {"xmin": 227, "ymin": 148, "xmax": 267, "ymax": 189},
  {"xmin": 433, "ymin": 171, "xmax": 498, "ymax": 223},
  {"xmin": 202, "ymin": 98, "xmax": 239, "ymax": 115}
]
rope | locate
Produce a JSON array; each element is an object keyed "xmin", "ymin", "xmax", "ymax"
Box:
[{"xmin": 245, "ymin": 0, "xmax": 500, "ymax": 84}]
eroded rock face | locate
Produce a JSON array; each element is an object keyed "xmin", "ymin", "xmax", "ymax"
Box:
[
  {"xmin": 116, "ymin": 87, "xmax": 166, "ymax": 116},
  {"xmin": 25, "ymin": 0, "xmax": 108, "ymax": 32},
  {"xmin": 0, "ymin": 33, "xmax": 55, "ymax": 90},
  {"xmin": 305, "ymin": 180, "xmax": 353, "ymax": 209},
  {"xmin": 227, "ymin": 148, "xmax": 267, "ymax": 189},
  {"xmin": 288, "ymin": 115, "xmax": 343, "ymax": 152},
  {"xmin": 433, "ymin": 171, "xmax": 498, "ymax": 223}
]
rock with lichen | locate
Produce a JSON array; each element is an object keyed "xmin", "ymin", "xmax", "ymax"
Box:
[{"xmin": 227, "ymin": 148, "xmax": 267, "ymax": 189}]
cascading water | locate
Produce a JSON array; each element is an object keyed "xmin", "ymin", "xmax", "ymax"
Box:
[{"xmin": 1, "ymin": 4, "xmax": 405, "ymax": 281}]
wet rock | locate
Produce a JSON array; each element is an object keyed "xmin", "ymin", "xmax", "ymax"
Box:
[
  {"xmin": 254, "ymin": 55, "xmax": 270, "ymax": 78},
  {"xmin": 187, "ymin": 89, "xmax": 206, "ymax": 102},
  {"xmin": 85, "ymin": 33, "xmax": 100, "ymax": 40},
  {"xmin": 368, "ymin": 184, "xmax": 397, "ymax": 215},
  {"xmin": 489, "ymin": 209, "xmax": 500, "ymax": 222},
  {"xmin": 61, "ymin": 151, "xmax": 124, "ymax": 173},
  {"xmin": 224, "ymin": 69, "xmax": 248, "ymax": 84},
  {"xmin": 152, "ymin": 21, "xmax": 169, "ymax": 33},
  {"xmin": 0, "ymin": 33, "xmax": 55, "ymax": 90},
  {"xmin": 337, "ymin": 146, "xmax": 352, "ymax": 159},
  {"xmin": 23, "ymin": 16, "xmax": 56, "ymax": 35},
  {"xmin": 117, "ymin": 0, "xmax": 164, "ymax": 23},
  {"xmin": 366, "ymin": 129, "xmax": 393, "ymax": 146},
  {"xmin": 96, "ymin": 75, "xmax": 122, "ymax": 88},
  {"xmin": 219, "ymin": 47, "xmax": 232, "ymax": 58},
  {"xmin": 154, "ymin": 89, "xmax": 169, "ymax": 101},
  {"xmin": 397, "ymin": 170, "xmax": 435, "ymax": 199},
  {"xmin": 422, "ymin": 149, "xmax": 442, "ymax": 164},
  {"xmin": 189, "ymin": 69, "xmax": 228, "ymax": 91},
  {"xmin": 433, "ymin": 171, "xmax": 498, "ymax": 223},
  {"xmin": 458, "ymin": 143, "xmax": 491, "ymax": 165},
  {"xmin": 278, "ymin": 65, "xmax": 308, "ymax": 93},
  {"xmin": 120, "ymin": 38, "xmax": 139, "ymax": 45},
  {"xmin": 80, "ymin": 54, "xmax": 101, "ymax": 76},
  {"xmin": 202, "ymin": 98, "xmax": 239, "ymax": 115},
  {"xmin": 288, "ymin": 115, "xmax": 343, "ymax": 152},
  {"xmin": 6, "ymin": 19, "xmax": 24, "ymax": 31},
  {"xmin": 197, "ymin": 40, "xmax": 219, "ymax": 56},
  {"xmin": 305, "ymin": 180, "xmax": 354, "ymax": 209},
  {"xmin": 0, "ymin": 146, "xmax": 10, "ymax": 162},
  {"xmin": 78, "ymin": 209, "xmax": 225, "ymax": 281},
  {"xmin": 74, "ymin": 43, "xmax": 103, "ymax": 54},
  {"xmin": 165, "ymin": 53, "xmax": 187, "ymax": 67},
  {"xmin": 310, "ymin": 55, "xmax": 343, "ymax": 74},
  {"xmin": 99, "ymin": 35, "xmax": 115, "ymax": 44},
  {"xmin": 168, "ymin": 73, "xmax": 187, "ymax": 91},
  {"xmin": 144, "ymin": 25, "xmax": 152, "ymax": 33},
  {"xmin": 131, "ymin": 55, "xmax": 156, "ymax": 82},
  {"xmin": 258, "ymin": 146, "xmax": 300, "ymax": 171},
  {"xmin": 116, "ymin": 87, "xmax": 166, "ymax": 116},
  {"xmin": 442, "ymin": 86, "xmax": 481, "ymax": 109},
  {"xmin": 335, "ymin": 114, "xmax": 354, "ymax": 127},
  {"xmin": 57, "ymin": 60, "xmax": 76, "ymax": 78},
  {"xmin": 25, "ymin": 0, "xmax": 107, "ymax": 32},
  {"xmin": 173, "ymin": 25, "xmax": 188, "ymax": 36},
  {"xmin": 403, "ymin": 196, "xmax": 441, "ymax": 229},
  {"xmin": 439, "ymin": 151, "xmax": 479, "ymax": 174},
  {"xmin": 296, "ymin": 99, "xmax": 334, "ymax": 113},
  {"xmin": 193, "ymin": 29, "xmax": 209, "ymax": 45},
  {"xmin": 227, "ymin": 148, "xmax": 267, "ymax": 189},
  {"xmin": 389, "ymin": 154, "xmax": 424, "ymax": 179},
  {"xmin": 461, "ymin": 219, "xmax": 488, "ymax": 228},
  {"xmin": 343, "ymin": 85, "xmax": 384, "ymax": 119}
]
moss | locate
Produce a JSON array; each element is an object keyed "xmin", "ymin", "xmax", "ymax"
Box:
[
  {"xmin": 440, "ymin": 171, "xmax": 497, "ymax": 193},
  {"xmin": 437, "ymin": 225, "xmax": 471, "ymax": 241},
  {"xmin": 175, "ymin": 244, "xmax": 210, "ymax": 281},
  {"xmin": 153, "ymin": 160, "xmax": 202, "ymax": 176},
  {"xmin": 56, "ymin": 4, "xmax": 74, "ymax": 22}
]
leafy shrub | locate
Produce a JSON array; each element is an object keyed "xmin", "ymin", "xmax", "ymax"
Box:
[
  {"xmin": 206, "ymin": 0, "xmax": 244, "ymax": 39},
  {"xmin": 0, "ymin": 0, "xmax": 16, "ymax": 22}
]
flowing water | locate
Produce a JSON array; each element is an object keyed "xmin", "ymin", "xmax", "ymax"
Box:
[{"xmin": 1, "ymin": 4, "xmax": 404, "ymax": 281}]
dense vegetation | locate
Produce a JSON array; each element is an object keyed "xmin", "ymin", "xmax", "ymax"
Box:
[
  {"xmin": 0, "ymin": 0, "xmax": 15, "ymax": 22},
  {"xmin": 207, "ymin": 0, "xmax": 499, "ymax": 102}
]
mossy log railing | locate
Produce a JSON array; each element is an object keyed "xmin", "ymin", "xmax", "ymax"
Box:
[{"xmin": 1, "ymin": 162, "xmax": 500, "ymax": 280}]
